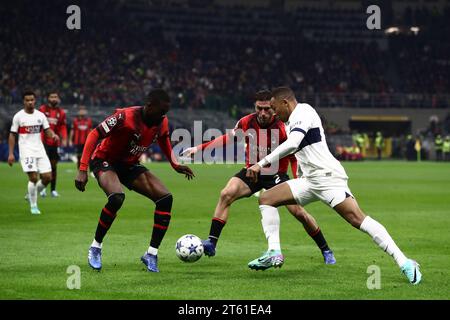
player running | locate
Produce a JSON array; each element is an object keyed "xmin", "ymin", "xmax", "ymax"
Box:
[
  {"xmin": 246, "ymin": 87, "xmax": 421, "ymax": 284},
  {"xmin": 182, "ymin": 90, "xmax": 336, "ymax": 269},
  {"xmin": 69, "ymin": 106, "xmax": 93, "ymax": 168},
  {"xmin": 75, "ymin": 89, "xmax": 194, "ymax": 273},
  {"xmin": 39, "ymin": 91, "xmax": 68, "ymax": 197},
  {"xmin": 8, "ymin": 90, "xmax": 59, "ymax": 214}
]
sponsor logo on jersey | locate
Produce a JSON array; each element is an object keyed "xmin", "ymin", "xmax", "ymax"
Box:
[
  {"xmin": 48, "ymin": 118, "xmax": 59, "ymax": 125},
  {"xmin": 129, "ymin": 140, "xmax": 149, "ymax": 155},
  {"xmin": 19, "ymin": 125, "xmax": 42, "ymax": 134},
  {"xmin": 77, "ymin": 124, "xmax": 88, "ymax": 130}
]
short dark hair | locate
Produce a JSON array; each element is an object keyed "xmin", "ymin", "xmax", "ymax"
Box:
[
  {"xmin": 47, "ymin": 90, "xmax": 59, "ymax": 97},
  {"xmin": 145, "ymin": 88, "xmax": 170, "ymax": 107},
  {"xmin": 254, "ymin": 89, "xmax": 272, "ymax": 101},
  {"xmin": 22, "ymin": 89, "xmax": 35, "ymax": 99},
  {"xmin": 271, "ymin": 87, "xmax": 296, "ymax": 101}
]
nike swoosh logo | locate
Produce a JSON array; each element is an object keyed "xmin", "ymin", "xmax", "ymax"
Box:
[
  {"xmin": 328, "ymin": 198, "xmax": 334, "ymax": 205},
  {"xmin": 413, "ymin": 268, "xmax": 417, "ymax": 283}
]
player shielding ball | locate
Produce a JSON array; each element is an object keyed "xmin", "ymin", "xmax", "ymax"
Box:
[
  {"xmin": 8, "ymin": 90, "xmax": 59, "ymax": 214},
  {"xmin": 39, "ymin": 91, "xmax": 68, "ymax": 197},
  {"xmin": 182, "ymin": 90, "xmax": 336, "ymax": 269},
  {"xmin": 246, "ymin": 87, "xmax": 422, "ymax": 284},
  {"xmin": 75, "ymin": 89, "xmax": 194, "ymax": 272}
]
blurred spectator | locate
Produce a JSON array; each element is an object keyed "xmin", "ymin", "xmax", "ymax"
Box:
[{"xmin": 1, "ymin": 1, "xmax": 449, "ymax": 111}]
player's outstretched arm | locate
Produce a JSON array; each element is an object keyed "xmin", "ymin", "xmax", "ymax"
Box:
[
  {"xmin": 7, "ymin": 133, "xmax": 16, "ymax": 166},
  {"xmin": 181, "ymin": 133, "xmax": 233, "ymax": 157},
  {"xmin": 75, "ymin": 129, "xmax": 100, "ymax": 191}
]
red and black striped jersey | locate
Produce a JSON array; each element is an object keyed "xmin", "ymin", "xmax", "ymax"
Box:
[
  {"xmin": 234, "ymin": 113, "xmax": 292, "ymax": 173},
  {"xmin": 71, "ymin": 117, "xmax": 93, "ymax": 145},
  {"xmin": 92, "ymin": 106, "xmax": 170, "ymax": 164},
  {"xmin": 39, "ymin": 104, "xmax": 67, "ymax": 146}
]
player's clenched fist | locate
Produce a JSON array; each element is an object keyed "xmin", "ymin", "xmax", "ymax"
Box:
[
  {"xmin": 7, "ymin": 154, "xmax": 15, "ymax": 167},
  {"xmin": 246, "ymin": 164, "xmax": 261, "ymax": 183},
  {"xmin": 75, "ymin": 170, "xmax": 88, "ymax": 192}
]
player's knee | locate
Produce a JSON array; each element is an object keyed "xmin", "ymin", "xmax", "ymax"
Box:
[
  {"xmin": 107, "ymin": 192, "xmax": 125, "ymax": 211},
  {"xmin": 155, "ymin": 193, "xmax": 173, "ymax": 213},
  {"xmin": 258, "ymin": 192, "xmax": 273, "ymax": 206},
  {"xmin": 220, "ymin": 188, "xmax": 237, "ymax": 205},
  {"xmin": 346, "ymin": 209, "xmax": 365, "ymax": 228},
  {"xmin": 29, "ymin": 176, "xmax": 38, "ymax": 184}
]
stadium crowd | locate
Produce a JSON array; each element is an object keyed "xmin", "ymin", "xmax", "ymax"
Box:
[{"xmin": 1, "ymin": 1, "xmax": 449, "ymax": 110}]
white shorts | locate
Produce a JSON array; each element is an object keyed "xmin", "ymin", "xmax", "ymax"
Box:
[
  {"xmin": 286, "ymin": 176, "xmax": 354, "ymax": 208},
  {"xmin": 20, "ymin": 156, "xmax": 52, "ymax": 174}
]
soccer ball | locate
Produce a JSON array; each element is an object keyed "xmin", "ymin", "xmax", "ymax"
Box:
[{"xmin": 175, "ymin": 234, "xmax": 204, "ymax": 263}]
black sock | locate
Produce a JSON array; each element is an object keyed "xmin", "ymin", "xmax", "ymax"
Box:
[
  {"xmin": 95, "ymin": 207, "xmax": 117, "ymax": 243},
  {"xmin": 150, "ymin": 194, "xmax": 173, "ymax": 249},
  {"xmin": 208, "ymin": 218, "xmax": 226, "ymax": 246},
  {"xmin": 94, "ymin": 193, "xmax": 125, "ymax": 244},
  {"xmin": 51, "ymin": 169, "xmax": 57, "ymax": 191},
  {"xmin": 309, "ymin": 228, "xmax": 330, "ymax": 252}
]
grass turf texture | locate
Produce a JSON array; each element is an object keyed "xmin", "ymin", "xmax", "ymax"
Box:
[{"xmin": 0, "ymin": 161, "xmax": 449, "ymax": 300}]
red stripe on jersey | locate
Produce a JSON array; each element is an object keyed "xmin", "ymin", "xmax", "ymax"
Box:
[{"xmin": 18, "ymin": 125, "xmax": 42, "ymax": 134}]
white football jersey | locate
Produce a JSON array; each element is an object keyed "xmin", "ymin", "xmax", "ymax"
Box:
[
  {"xmin": 286, "ymin": 103, "xmax": 348, "ymax": 180},
  {"xmin": 10, "ymin": 109, "xmax": 49, "ymax": 158}
]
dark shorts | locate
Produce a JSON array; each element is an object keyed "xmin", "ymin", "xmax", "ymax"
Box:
[
  {"xmin": 44, "ymin": 144, "xmax": 60, "ymax": 161},
  {"xmin": 89, "ymin": 158, "xmax": 149, "ymax": 190},
  {"xmin": 75, "ymin": 144, "xmax": 84, "ymax": 156},
  {"xmin": 234, "ymin": 168, "xmax": 290, "ymax": 196}
]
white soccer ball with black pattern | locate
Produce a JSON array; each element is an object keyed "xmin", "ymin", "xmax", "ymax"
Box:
[{"xmin": 175, "ymin": 234, "xmax": 204, "ymax": 263}]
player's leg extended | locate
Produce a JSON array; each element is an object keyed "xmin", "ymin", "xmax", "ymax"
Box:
[
  {"xmin": 333, "ymin": 197, "xmax": 421, "ymax": 284},
  {"xmin": 248, "ymin": 182, "xmax": 298, "ymax": 270},
  {"xmin": 88, "ymin": 171, "xmax": 125, "ymax": 270},
  {"xmin": 285, "ymin": 205, "xmax": 336, "ymax": 264},
  {"xmin": 203, "ymin": 177, "xmax": 253, "ymax": 256},
  {"xmin": 131, "ymin": 171, "xmax": 172, "ymax": 272}
]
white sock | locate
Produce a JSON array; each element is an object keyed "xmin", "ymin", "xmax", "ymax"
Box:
[
  {"xmin": 360, "ymin": 216, "xmax": 408, "ymax": 267},
  {"xmin": 147, "ymin": 246, "xmax": 158, "ymax": 255},
  {"xmin": 36, "ymin": 180, "xmax": 46, "ymax": 193},
  {"xmin": 259, "ymin": 205, "xmax": 281, "ymax": 251},
  {"xmin": 91, "ymin": 239, "xmax": 102, "ymax": 249},
  {"xmin": 28, "ymin": 181, "xmax": 37, "ymax": 207}
]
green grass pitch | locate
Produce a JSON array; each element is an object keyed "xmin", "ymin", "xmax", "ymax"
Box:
[{"xmin": 0, "ymin": 161, "xmax": 449, "ymax": 300}]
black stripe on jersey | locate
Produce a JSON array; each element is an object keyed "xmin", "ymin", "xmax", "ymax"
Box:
[
  {"xmin": 290, "ymin": 127, "xmax": 307, "ymax": 135},
  {"xmin": 295, "ymin": 127, "xmax": 322, "ymax": 152}
]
